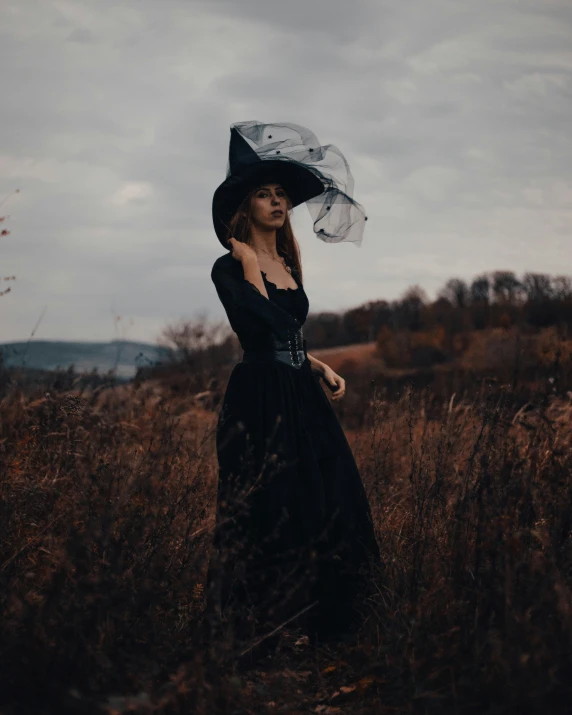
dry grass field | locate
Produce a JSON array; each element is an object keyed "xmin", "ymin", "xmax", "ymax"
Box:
[{"xmin": 2, "ymin": 339, "xmax": 572, "ymax": 714}]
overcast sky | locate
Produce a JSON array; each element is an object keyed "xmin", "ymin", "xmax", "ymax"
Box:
[{"xmin": 1, "ymin": 0, "xmax": 571, "ymax": 344}]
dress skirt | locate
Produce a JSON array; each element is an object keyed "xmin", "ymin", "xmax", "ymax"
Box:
[{"xmin": 204, "ymin": 354, "xmax": 381, "ymax": 645}]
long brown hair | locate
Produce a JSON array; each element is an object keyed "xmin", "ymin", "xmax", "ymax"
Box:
[{"xmin": 225, "ymin": 186, "xmax": 303, "ymax": 282}]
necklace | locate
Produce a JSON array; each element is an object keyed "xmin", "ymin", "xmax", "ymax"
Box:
[{"xmin": 256, "ymin": 249, "xmax": 292, "ymax": 274}]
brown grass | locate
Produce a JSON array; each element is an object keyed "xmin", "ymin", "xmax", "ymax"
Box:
[{"xmin": 1, "ymin": 358, "xmax": 572, "ymax": 713}]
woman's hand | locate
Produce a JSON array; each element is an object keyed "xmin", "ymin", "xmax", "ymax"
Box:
[
  {"xmin": 321, "ymin": 365, "xmax": 346, "ymax": 401},
  {"xmin": 227, "ymin": 237, "xmax": 258, "ymax": 266}
]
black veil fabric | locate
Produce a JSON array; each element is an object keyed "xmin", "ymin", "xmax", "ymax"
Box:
[{"xmin": 224, "ymin": 121, "xmax": 368, "ymax": 247}]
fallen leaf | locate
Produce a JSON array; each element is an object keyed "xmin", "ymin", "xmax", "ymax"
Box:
[
  {"xmin": 340, "ymin": 685, "xmax": 357, "ymax": 695},
  {"xmin": 358, "ymin": 675, "xmax": 376, "ymax": 690}
]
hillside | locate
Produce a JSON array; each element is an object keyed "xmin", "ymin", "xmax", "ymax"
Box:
[{"xmin": 0, "ymin": 339, "xmax": 170, "ymax": 379}]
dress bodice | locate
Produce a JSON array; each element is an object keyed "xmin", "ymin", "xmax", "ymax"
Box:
[
  {"xmin": 211, "ymin": 252, "xmax": 309, "ymax": 352},
  {"xmin": 259, "ymin": 269, "xmax": 309, "ymax": 326}
]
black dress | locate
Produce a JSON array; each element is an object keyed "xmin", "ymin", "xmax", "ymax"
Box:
[{"xmin": 205, "ymin": 252, "xmax": 380, "ymax": 645}]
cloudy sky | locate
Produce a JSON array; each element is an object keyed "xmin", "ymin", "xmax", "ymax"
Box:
[{"xmin": 1, "ymin": 0, "xmax": 571, "ymax": 344}]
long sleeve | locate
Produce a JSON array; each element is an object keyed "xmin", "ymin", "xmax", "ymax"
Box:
[{"xmin": 211, "ymin": 255, "xmax": 300, "ymax": 346}]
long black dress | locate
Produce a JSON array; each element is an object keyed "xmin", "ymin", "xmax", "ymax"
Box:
[{"xmin": 205, "ymin": 252, "xmax": 380, "ymax": 646}]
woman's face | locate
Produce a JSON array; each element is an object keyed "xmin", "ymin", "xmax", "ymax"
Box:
[{"xmin": 248, "ymin": 183, "xmax": 288, "ymax": 230}]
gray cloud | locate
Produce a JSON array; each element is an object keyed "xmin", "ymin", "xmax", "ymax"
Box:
[{"xmin": 1, "ymin": 0, "xmax": 571, "ymax": 341}]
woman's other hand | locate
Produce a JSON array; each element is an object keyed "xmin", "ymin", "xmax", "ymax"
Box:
[
  {"xmin": 322, "ymin": 365, "xmax": 346, "ymax": 401},
  {"xmin": 227, "ymin": 237, "xmax": 258, "ymax": 266}
]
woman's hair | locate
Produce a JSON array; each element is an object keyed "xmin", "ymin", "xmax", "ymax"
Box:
[{"xmin": 225, "ymin": 186, "xmax": 303, "ymax": 281}]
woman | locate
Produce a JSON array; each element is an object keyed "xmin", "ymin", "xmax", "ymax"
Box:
[{"xmin": 204, "ymin": 122, "xmax": 381, "ymax": 655}]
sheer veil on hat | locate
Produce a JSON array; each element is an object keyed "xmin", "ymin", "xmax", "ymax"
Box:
[{"xmin": 212, "ymin": 121, "xmax": 367, "ymax": 248}]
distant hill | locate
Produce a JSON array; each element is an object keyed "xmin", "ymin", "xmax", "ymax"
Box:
[{"xmin": 0, "ymin": 340, "xmax": 171, "ymax": 380}]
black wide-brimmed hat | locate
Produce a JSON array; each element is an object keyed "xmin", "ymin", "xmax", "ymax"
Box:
[{"xmin": 212, "ymin": 121, "xmax": 367, "ymax": 249}]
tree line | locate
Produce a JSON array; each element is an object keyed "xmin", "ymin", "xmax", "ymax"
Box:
[{"xmin": 304, "ymin": 270, "xmax": 572, "ymax": 350}]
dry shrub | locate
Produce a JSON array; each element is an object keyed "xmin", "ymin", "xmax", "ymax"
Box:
[
  {"xmin": 461, "ymin": 327, "xmax": 536, "ymax": 373},
  {"xmin": 376, "ymin": 325, "xmax": 449, "ymax": 368},
  {"xmin": 2, "ymin": 372, "xmax": 572, "ymax": 713},
  {"xmin": 534, "ymin": 326, "xmax": 572, "ymax": 367},
  {"xmin": 351, "ymin": 385, "xmax": 572, "ymax": 712},
  {"xmin": 0, "ymin": 383, "xmax": 225, "ymax": 712}
]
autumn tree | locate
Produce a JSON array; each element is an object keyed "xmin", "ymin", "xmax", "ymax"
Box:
[
  {"xmin": 438, "ymin": 278, "xmax": 470, "ymax": 310},
  {"xmin": 470, "ymin": 274, "xmax": 491, "ymax": 329}
]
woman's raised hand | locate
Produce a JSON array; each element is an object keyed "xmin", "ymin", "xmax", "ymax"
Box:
[{"xmin": 227, "ymin": 237, "xmax": 258, "ymax": 266}]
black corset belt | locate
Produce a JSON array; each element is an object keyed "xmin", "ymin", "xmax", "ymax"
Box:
[{"xmin": 242, "ymin": 331, "xmax": 308, "ymax": 370}]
